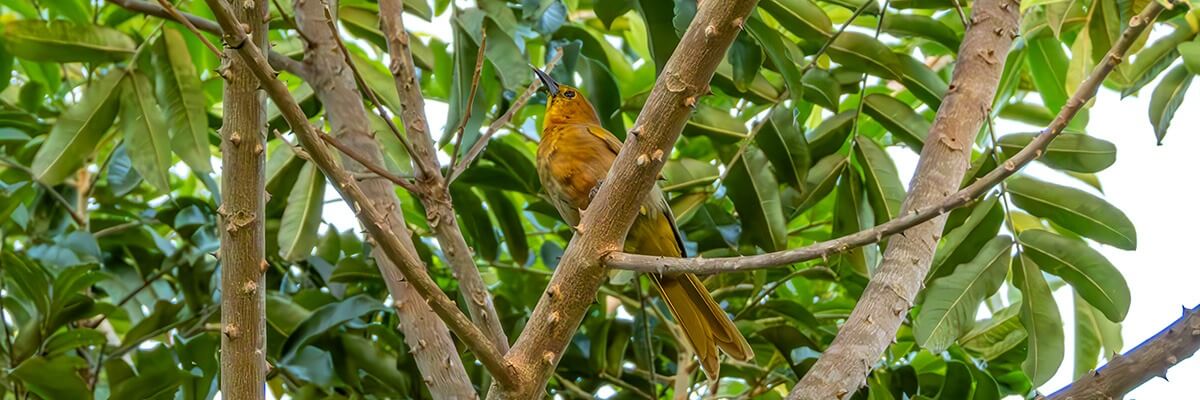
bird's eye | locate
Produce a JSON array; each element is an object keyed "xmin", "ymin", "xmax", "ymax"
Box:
[{"xmin": 563, "ymin": 91, "xmax": 575, "ymax": 99}]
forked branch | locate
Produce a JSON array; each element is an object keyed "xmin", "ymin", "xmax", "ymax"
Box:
[{"xmin": 198, "ymin": 0, "xmax": 517, "ymax": 388}]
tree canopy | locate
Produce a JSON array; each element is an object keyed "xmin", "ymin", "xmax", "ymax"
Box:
[{"xmin": 0, "ymin": 0, "xmax": 1197, "ymax": 398}]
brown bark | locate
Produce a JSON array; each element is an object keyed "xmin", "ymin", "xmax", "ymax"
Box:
[
  {"xmin": 289, "ymin": 0, "xmax": 476, "ymax": 397},
  {"xmin": 1048, "ymin": 306, "xmax": 1200, "ymax": 399},
  {"xmin": 487, "ymin": 1, "xmax": 759, "ymax": 398},
  {"xmin": 789, "ymin": 0, "xmax": 1019, "ymax": 397},
  {"xmin": 378, "ymin": 0, "xmax": 509, "ymax": 353},
  {"xmin": 216, "ymin": 0, "xmax": 268, "ymax": 397},
  {"xmin": 199, "ymin": 0, "xmax": 518, "ymax": 388}
]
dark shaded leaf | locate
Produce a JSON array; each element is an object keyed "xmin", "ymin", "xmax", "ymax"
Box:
[{"xmin": 723, "ymin": 146, "xmax": 787, "ymax": 252}]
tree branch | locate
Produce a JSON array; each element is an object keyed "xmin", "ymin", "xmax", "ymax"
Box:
[
  {"xmin": 215, "ymin": 0, "xmax": 268, "ymax": 397},
  {"xmin": 487, "ymin": 1, "xmax": 759, "ymax": 397},
  {"xmin": 607, "ymin": 1, "xmax": 1166, "ymax": 277},
  {"xmin": 287, "ymin": 0, "xmax": 478, "ymax": 396},
  {"xmin": 1047, "ymin": 305, "xmax": 1200, "ymax": 399},
  {"xmin": 788, "ymin": 0, "xmax": 1020, "ymax": 396},
  {"xmin": 198, "ymin": 0, "xmax": 517, "ymax": 389},
  {"xmin": 378, "ymin": 0, "xmax": 510, "ymax": 354},
  {"xmin": 106, "ymin": 0, "xmax": 305, "ymax": 75}
]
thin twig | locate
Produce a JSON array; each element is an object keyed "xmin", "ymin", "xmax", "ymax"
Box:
[
  {"xmin": 319, "ymin": 134, "xmax": 419, "ymax": 192},
  {"xmin": 154, "ymin": 0, "xmax": 221, "ymax": 56},
  {"xmin": 634, "ymin": 275, "xmax": 658, "ymax": 397},
  {"xmin": 93, "ymin": 220, "xmax": 144, "ymax": 238},
  {"xmin": 446, "ymin": 27, "xmax": 487, "ymax": 176},
  {"xmin": 319, "ymin": 3, "xmax": 415, "ymax": 156},
  {"xmin": 447, "ymin": 47, "xmax": 564, "ymax": 183}
]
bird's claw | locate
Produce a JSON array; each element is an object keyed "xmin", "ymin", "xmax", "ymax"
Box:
[{"xmin": 589, "ymin": 179, "xmax": 604, "ymax": 200}]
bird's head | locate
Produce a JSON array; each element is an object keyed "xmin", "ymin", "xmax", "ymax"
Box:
[{"xmin": 532, "ymin": 66, "xmax": 601, "ymax": 125}]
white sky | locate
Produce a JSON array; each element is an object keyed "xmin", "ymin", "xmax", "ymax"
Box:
[{"xmin": 318, "ymin": 6, "xmax": 1200, "ymax": 399}]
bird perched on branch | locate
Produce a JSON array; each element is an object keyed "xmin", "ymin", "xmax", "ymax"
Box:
[{"xmin": 531, "ymin": 67, "xmax": 753, "ymax": 380}]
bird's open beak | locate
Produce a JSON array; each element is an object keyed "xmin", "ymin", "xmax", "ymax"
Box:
[{"xmin": 531, "ymin": 66, "xmax": 559, "ymax": 96}]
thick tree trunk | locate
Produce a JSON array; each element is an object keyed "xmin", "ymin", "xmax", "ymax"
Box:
[
  {"xmin": 217, "ymin": 0, "xmax": 268, "ymax": 397},
  {"xmin": 487, "ymin": 0, "xmax": 759, "ymax": 397},
  {"xmin": 290, "ymin": 0, "xmax": 476, "ymax": 397},
  {"xmin": 789, "ymin": 0, "xmax": 1019, "ymax": 397}
]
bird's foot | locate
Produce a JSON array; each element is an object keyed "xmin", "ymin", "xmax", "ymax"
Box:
[{"xmin": 589, "ymin": 179, "xmax": 604, "ymax": 200}]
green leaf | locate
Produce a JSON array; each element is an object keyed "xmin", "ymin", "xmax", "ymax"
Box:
[
  {"xmin": 120, "ymin": 71, "xmax": 172, "ymax": 193},
  {"xmin": 1148, "ymin": 65, "xmax": 1193, "ymax": 145},
  {"xmin": 11, "ymin": 356, "xmax": 92, "ymax": 400},
  {"xmin": 31, "ymin": 72, "xmax": 123, "ymax": 185},
  {"xmin": 895, "ymin": 54, "xmax": 948, "ymax": 108},
  {"xmin": 854, "ymin": 136, "xmax": 905, "ymax": 223},
  {"xmin": 936, "ymin": 360, "xmax": 975, "ymax": 399},
  {"xmin": 961, "ymin": 305, "xmax": 1026, "ymax": 360},
  {"xmin": 1006, "ymin": 175, "xmax": 1136, "ymax": 250},
  {"xmin": 755, "ymin": 107, "xmax": 810, "ymax": 189},
  {"xmin": 330, "ymin": 257, "xmax": 381, "ymax": 283},
  {"xmin": 341, "ymin": 334, "xmax": 407, "ymax": 393},
  {"xmin": 279, "ymin": 162, "xmax": 326, "ymax": 261},
  {"xmin": 759, "ymin": 0, "xmax": 832, "ymax": 41},
  {"xmin": 997, "ymin": 133, "xmax": 1116, "ymax": 173},
  {"xmin": 807, "ymin": 110, "xmax": 854, "ymax": 159},
  {"xmin": 828, "ymin": 32, "xmax": 901, "ymax": 79},
  {"xmin": 724, "ymin": 146, "xmax": 788, "ymax": 252},
  {"xmin": 1088, "ymin": 0, "xmax": 1122, "ymax": 64},
  {"xmin": 348, "ymin": 51, "xmax": 404, "ymax": 117},
  {"xmin": 863, "ymin": 93, "xmax": 930, "ymax": 151},
  {"xmin": 1013, "ymin": 253, "xmax": 1064, "ymax": 388},
  {"xmin": 44, "ymin": 329, "xmax": 106, "ymax": 356},
  {"xmin": 801, "ymin": 68, "xmax": 841, "ymax": 110},
  {"xmin": 2, "ymin": 20, "xmax": 134, "ymax": 63},
  {"xmin": 1073, "ymin": 292, "xmax": 1122, "ymax": 378},
  {"xmin": 451, "ymin": 185, "xmax": 499, "ymax": 261},
  {"xmin": 683, "ymin": 104, "xmax": 748, "ymax": 142},
  {"xmin": 1019, "ymin": 230, "xmax": 1130, "ymax": 322},
  {"xmin": 1026, "ymin": 36, "xmax": 1070, "ymax": 113},
  {"xmin": 280, "ymin": 295, "xmax": 384, "ymax": 362},
  {"xmin": 792, "ymin": 153, "xmax": 848, "ymax": 217},
  {"xmin": 746, "ymin": 15, "xmax": 806, "ymax": 106},
  {"xmin": 484, "ymin": 190, "xmax": 530, "ymax": 265},
  {"xmin": 1121, "ymin": 21, "xmax": 1196, "ymax": 97},
  {"xmin": 122, "ymin": 301, "xmax": 184, "ymax": 347},
  {"xmin": 883, "ymin": 14, "xmax": 960, "ymax": 51},
  {"xmin": 1180, "ymin": 40, "xmax": 1200, "ymax": 74},
  {"xmin": 634, "ymin": 0, "xmax": 679, "ymax": 74},
  {"xmin": 915, "ymin": 236, "xmax": 1012, "ymax": 353},
  {"xmin": 832, "ymin": 168, "xmax": 871, "ymax": 276},
  {"xmin": 728, "ymin": 31, "xmax": 763, "ymax": 92},
  {"xmin": 155, "ymin": 28, "xmax": 212, "ymax": 173}
]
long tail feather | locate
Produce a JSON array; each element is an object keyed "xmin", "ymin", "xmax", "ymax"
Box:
[{"xmin": 651, "ymin": 273, "xmax": 753, "ymax": 381}]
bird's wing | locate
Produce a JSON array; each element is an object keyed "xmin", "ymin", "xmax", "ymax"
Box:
[{"xmin": 586, "ymin": 125, "xmax": 623, "ymax": 156}]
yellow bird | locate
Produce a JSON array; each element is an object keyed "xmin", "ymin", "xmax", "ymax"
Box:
[{"xmin": 531, "ymin": 68, "xmax": 753, "ymax": 380}]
